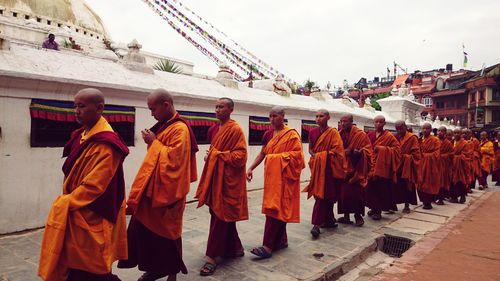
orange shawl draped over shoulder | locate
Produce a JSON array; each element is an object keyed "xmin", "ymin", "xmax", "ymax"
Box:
[
  {"xmin": 398, "ymin": 132, "xmax": 421, "ymax": 186},
  {"xmin": 480, "ymin": 140, "xmax": 494, "ymax": 173},
  {"xmin": 370, "ymin": 130, "xmax": 401, "ymax": 182},
  {"xmin": 262, "ymin": 126, "xmax": 305, "ymax": 223},
  {"xmin": 341, "ymin": 126, "xmax": 373, "ymax": 187},
  {"xmin": 303, "ymin": 127, "xmax": 346, "ymax": 199},
  {"xmin": 439, "ymin": 138, "xmax": 454, "ymax": 191},
  {"xmin": 452, "ymin": 139, "xmax": 471, "ymax": 185},
  {"xmin": 39, "ymin": 117, "xmax": 128, "ymax": 281},
  {"xmin": 127, "ymin": 116, "xmax": 197, "ymax": 240},
  {"xmin": 418, "ymin": 135, "xmax": 441, "ymax": 194},
  {"xmin": 471, "ymin": 138, "xmax": 482, "ymax": 177},
  {"xmin": 196, "ymin": 120, "xmax": 248, "ymax": 222}
]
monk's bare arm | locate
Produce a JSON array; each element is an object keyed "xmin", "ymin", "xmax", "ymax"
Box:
[{"xmin": 246, "ymin": 146, "xmax": 266, "ymax": 182}]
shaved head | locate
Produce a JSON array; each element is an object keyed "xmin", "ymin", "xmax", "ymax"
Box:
[
  {"xmin": 317, "ymin": 109, "xmax": 330, "ymax": 116},
  {"xmin": 422, "ymin": 123, "xmax": 432, "ymax": 130},
  {"xmin": 395, "ymin": 120, "xmax": 406, "ymax": 127},
  {"xmin": 395, "ymin": 120, "xmax": 407, "ymax": 138},
  {"xmin": 422, "ymin": 122, "xmax": 432, "ymax": 137},
  {"xmin": 148, "ymin": 88, "xmax": 173, "ymax": 105},
  {"xmin": 218, "ymin": 97, "xmax": 234, "ymax": 108},
  {"xmin": 147, "ymin": 88, "xmax": 175, "ymax": 122},
  {"xmin": 75, "ymin": 88, "xmax": 105, "ymax": 105},
  {"xmin": 374, "ymin": 115, "xmax": 386, "ymax": 132},
  {"xmin": 341, "ymin": 114, "xmax": 354, "ymax": 122},
  {"xmin": 270, "ymin": 106, "xmax": 285, "ymax": 116}
]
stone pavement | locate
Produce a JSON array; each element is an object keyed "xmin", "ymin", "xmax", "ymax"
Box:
[
  {"xmin": 0, "ymin": 184, "xmax": 488, "ymax": 281},
  {"xmin": 371, "ymin": 186, "xmax": 500, "ymax": 281}
]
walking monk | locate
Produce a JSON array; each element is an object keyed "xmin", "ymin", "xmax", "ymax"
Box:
[
  {"xmin": 39, "ymin": 88, "xmax": 129, "ymax": 281},
  {"xmin": 465, "ymin": 129, "xmax": 481, "ymax": 191},
  {"xmin": 366, "ymin": 115, "xmax": 401, "ymax": 220},
  {"xmin": 303, "ymin": 109, "xmax": 346, "ymax": 238},
  {"xmin": 246, "ymin": 106, "xmax": 305, "ymax": 258},
  {"xmin": 478, "ymin": 131, "xmax": 494, "ymax": 190},
  {"xmin": 417, "ymin": 123, "xmax": 441, "ymax": 210},
  {"xmin": 195, "ymin": 98, "xmax": 248, "ymax": 276},
  {"xmin": 437, "ymin": 126, "xmax": 453, "ymax": 205},
  {"xmin": 118, "ymin": 89, "xmax": 198, "ymax": 281},
  {"xmin": 393, "ymin": 120, "xmax": 420, "ymax": 213},
  {"xmin": 450, "ymin": 128, "xmax": 469, "ymax": 204},
  {"xmin": 493, "ymin": 132, "xmax": 500, "ymax": 186},
  {"xmin": 337, "ymin": 114, "xmax": 372, "ymax": 226}
]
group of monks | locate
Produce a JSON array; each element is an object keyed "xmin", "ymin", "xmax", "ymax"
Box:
[{"xmin": 38, "ymin": 87, "xmax": 498, "ymax": 281}]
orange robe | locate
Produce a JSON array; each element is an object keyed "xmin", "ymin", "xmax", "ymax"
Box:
[
  {"xmin": 262, "ymin": 126, "xmax": 305, "ymax": 223},
  {"xmin": 480, "ymin": 140, "xmax": 494, "ymax": 174},
  {"xmin": 303, "ymin": 127, "xmax": 346, "ymax": 199},
  {"xmin": 394, "ymin": 132, "xmax": 420, "ymax": 205},
  {"xmin": 127, "ymin": 115, "xmax": 197, "ymax": 240},
  {"xmin": 439, "ymin": 138, "xmax": 454, "ymax": 191},
  {"xmin": 369, "ymin": 130, "xmax": 401, "ymax": 182},
  {"xmin": 39, "ymin": 117, "xmax": 129, "ymax": 281},
  {"xmin": 196, "ymin": 119, "xmax": 248, "ymax": 222},
  {"xmin": 398, "ymin": 132, "xmax": 421, "ymax": 188},
  {"xmin": 452, "ymin": 139, "xmax": 471, "ymax": 185},
  {"xmin": 418, "ymin": 135, "xmax": 441, "ymax": 195},
  {"xmin": 471, "ymin": 138, "xmax": 482, "ymax": 178}
]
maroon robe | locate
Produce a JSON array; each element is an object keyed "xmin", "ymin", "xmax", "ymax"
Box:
[
  {"xmin": 365, "ymin": 131, "xmax": 399, "ymax": 212},
  {"xmin": 204, "ymin": 125, "xmax": 244, "ymax": 258}
]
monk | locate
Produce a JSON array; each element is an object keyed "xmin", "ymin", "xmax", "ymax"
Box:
[
  {"xmin": 38, "ymin": 88, "xmax": 129, "ymax": 281},
  {"xmin": 195, "ymin": 98, "xmax": 248, "ymax": 275},
  {"xmin": 366, "ymin": 115, "xmax": 401, "ymax": 220},
  {"xmin": 465, "ymin": 129, "xmax": 481, "ymax": 191},
  {"xmin": 436, "ymin": 126, "xmax": 453, "ymax": 205},
  {"xmin": 246, "ymin": 106, "xmax": 305, "ymax": 258},
  {"xmin": 446, "ymin": 129, "xmax": 454, "ymax": 142},
  {"xmin": 337, "ymin": 114, "xmax": 372, "ymax": 226},
  {"xmin": 417, "ymin": 123, "xmax": 441, "ymax": 210},
  {"xmin": 303, "ymin": 109, "xmax": 346, "ymax": 238},
  {"xmin": 118, "ymin": 89, "xmax": 198, "ymax": 281},
  {"xmin": 493, "ymin": 132, "xmax": 500, "ymax": 186},
  {"xmin": 450, "ymin": 128, "xmax": 470, "ymax": 204},
  {"xmin": 393, "ymin": 120, "xmax": 420, "ymax": 213},
  {"xmin": 478, "ymin": 131, "xmax": 494, "ymax": 190}
]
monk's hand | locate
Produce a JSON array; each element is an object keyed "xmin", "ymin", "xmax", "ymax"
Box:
[
  {"xmin": 142, "ymin": 129, "xmax": 156, "ymax": 145},
  {"xmin": 246, "ymin": 169, "xmax": 253, "ymax": 182}
]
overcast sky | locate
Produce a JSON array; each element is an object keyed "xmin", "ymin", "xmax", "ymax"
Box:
[{"xmin": 86, "ymin": 0, "xmax": 500, "ymax": 88}]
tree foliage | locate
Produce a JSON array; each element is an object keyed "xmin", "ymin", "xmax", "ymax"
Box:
[
  {"xmin": 370, "ymin": 92, "xmax": 391, "ymax": 111},
  {"xmin": 153, "ymin": 59, "xmax": 183, "ymax": 74}
]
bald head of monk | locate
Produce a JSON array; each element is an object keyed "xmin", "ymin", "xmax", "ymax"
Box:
[
  {"xmin": 74, "ymin": 88, "xmax": 105, "ymax": 130},
  {"xmin": 269, "ymin": 106, "xmax": 285, "ymax": 130},
  {"xmin": 315, "ymin": 109, "xmax": 330, "ymax": 129},
  {"xmin": 454, "ymin": 128, "xmax": 462, "ymax": 141},
  {"xmin": 373, "ymin": 115, "xmax": 386, "ymax": 133},
  {"xmin": 215, "ymin": 97, "xmax": 234, "ymax": 123},
  {"xmin": 462, "ymin": 128, "xmax": 470, "ymax": 140},
  {"xmin": 422, "ymin": 123, "xmax": 432, "ymax": 137},
  {"xmin": 147, "ymin": 88, "xmax": 176, "ymax": 123},
  {"xmin": 437, "ymin": 126, "xmax": 447, "ymax": 140},
  {"xmin": 395, "ymin": 120, "xmax": 407, "ymax": 139},
  {"xmin": 480, "ymin": 131, "xmax": 488, "ymax": 141},
  {"xmin": 339, "ymin": 114, "xmax": 354, "ymax": 131}
]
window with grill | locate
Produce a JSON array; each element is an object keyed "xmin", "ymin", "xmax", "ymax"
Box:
[{"xmin": 177, "ymin": 111, "xmax": 218, "ymax": 145}]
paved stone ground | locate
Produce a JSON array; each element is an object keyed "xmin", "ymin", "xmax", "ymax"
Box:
[{"xmin": 0, "ymin": 183, "xmax": 488, "ymax": 281}]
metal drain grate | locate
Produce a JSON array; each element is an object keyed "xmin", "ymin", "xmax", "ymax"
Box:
[{"xmin": 382, "ymin": 234, "xmax": 414, "ymax": 257}]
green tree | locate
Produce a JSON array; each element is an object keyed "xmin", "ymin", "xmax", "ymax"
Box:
[
  {"xmin": 370, "ymin": 92, "xmax": 391, "ymax": 111},
  {"xmin": 304, "ymin": 79, "xmax": 315, "ymax": 92},
  {"xmin": 153, "ymin": 59, "xmax": 183, "ymax": 74}
]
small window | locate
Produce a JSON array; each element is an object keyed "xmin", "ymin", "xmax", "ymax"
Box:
[
  {"xmin": 178, "ymin": 111, "xmax": 218, "ymax": 145},
  {"xmin": 493, "ymin": 89, "xmax": 500, "ymax": 101},
  {"xmin": 436, "ymin": 101, "xmax": 444, "ymax": 109},
  {"xmin": 36, "ymin": 17, "xmax": 41, "ymax": 23},
  {"xmin": 25, "ymin": 15, "xmax": 30, "ymax": 20},
  {"xmin": 47, "ymin": 20, "xmax": 51, "ymax": 25},
  {"xmin": 97, "ymin": 36, "xmax": 100, "ymax": 39},
  {"xmin": 12, "ymin": 12, "xmax": 18, "ymax": 17},
  {"xmin": 57, "ymin": 23, "xmax": 62, "ymax": 27},
  {"xmin": 493, "ymin": 111, "xmax": 500, "ymax": 122},
  {"xmin": 30, "ymin": 99, "xmax": 136, "ymax": 147},
  {"xmin": 422, "ymin": 95, "xmax": 433, "ymax": 108},
  {"xmin": 0, "ymin": 10, "xmax": 4, "ymax": 15},
  {"xmin": 479, "ymin": 90, "xmax": 485, "ymax": 101},
  {"xmin": 75, "ymin": 28, "xmax": 79, "ymax": 33},
  {"xmin": 301, "ymin": 120, "xmax": 317, "ymax": 143},
  {"xmin": 84, "ymin": 31, "xmax": 87, "ymax": 35},
  {"xmin": 90, "ymin": 33, "xmax": 93, "ymax": 37}
]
